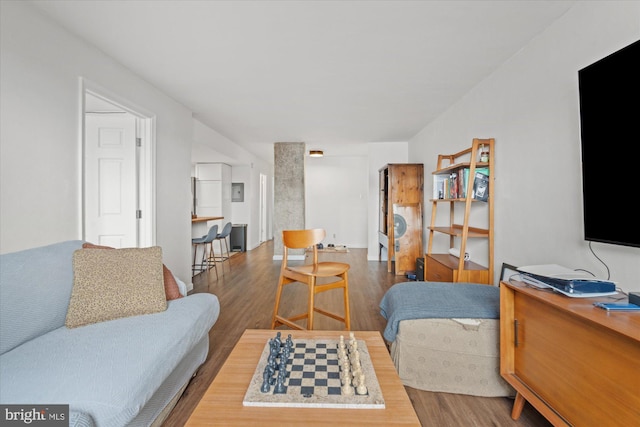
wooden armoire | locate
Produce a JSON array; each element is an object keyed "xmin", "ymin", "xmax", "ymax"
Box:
[{"xmin": 378, "ymin": 163, "xmax": 424, "ymax": 275}]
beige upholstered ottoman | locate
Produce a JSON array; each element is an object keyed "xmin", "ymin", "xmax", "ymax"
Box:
[{"xmin": 389, "ymin": 318, "xmax": 514, "ymax": 397}]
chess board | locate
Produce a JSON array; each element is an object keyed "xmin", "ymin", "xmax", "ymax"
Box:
[{"xmin": 243, "ymin": 337, "xmax": 385, "ymax": 409}]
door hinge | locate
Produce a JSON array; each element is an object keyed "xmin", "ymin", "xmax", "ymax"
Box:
[
  {"xmin": 136, "ymin": 137, "xmax": 142, "ymax": 147},
  {"xmin": 136, "ymin": 210, "xmax": 142, "ymax": 219}
]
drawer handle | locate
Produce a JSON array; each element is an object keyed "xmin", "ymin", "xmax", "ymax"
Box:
[{"xmin": 514, "ymin": 319, "xmax": 519, "ymax": 347}]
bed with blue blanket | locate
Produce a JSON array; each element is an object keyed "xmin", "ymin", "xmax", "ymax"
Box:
[{"xmin": 379, "ymin": 282, "xmax": 514, "ymax": 397}]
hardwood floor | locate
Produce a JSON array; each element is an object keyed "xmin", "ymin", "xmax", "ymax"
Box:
[{"xmin": 163, "ymin": 240, "xmax": 551, "ymax": 427}]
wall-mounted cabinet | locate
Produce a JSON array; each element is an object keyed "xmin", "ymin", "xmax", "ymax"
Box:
[
  {"xmin": 378, "ymin": 163, "xmax": 424, "ymax": 276},
  {"xmin": 194, "ymin": 163, "xmax": 231, "ymax": 222}
]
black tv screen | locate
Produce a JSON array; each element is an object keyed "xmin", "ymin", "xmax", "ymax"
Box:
[{"xmin": 578, "ymin": 39, "xmax": 640, "ymax": 248}]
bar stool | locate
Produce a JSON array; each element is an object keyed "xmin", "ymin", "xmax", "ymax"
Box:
[
  {"xmin": 214, "ymin": 222, "xmax": 233, "ymax": 274},
  {"xmin": 192, "ymin": 224, "xmax": 218, "ymax": 278}
]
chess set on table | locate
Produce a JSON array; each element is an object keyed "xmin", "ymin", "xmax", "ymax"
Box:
[{"xmin": 243, "ymin": 332, "xmax": 385, "ymax": 409}]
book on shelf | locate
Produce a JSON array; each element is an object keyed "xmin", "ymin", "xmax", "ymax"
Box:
[
  {"xmin": 450, "ymin": 172, "xmax": 458, "ymax": 199},
  {"xmin": 475, "ymin": 167, "xmax": 489, "ymax": 176},
  {"xmin": 434, "ymin": 166, "xmax": 483, "ymax": 200},
  {"xmin": 472, "ymin": 170, "xmax": 489, "ymax": 201},
  {"xmin": 461, "ymin": 167, "xmax": 470, "ymax": 198},
  {"xmin": 433, "ymin": 175, "xmax": 447, "ymax": 199}
]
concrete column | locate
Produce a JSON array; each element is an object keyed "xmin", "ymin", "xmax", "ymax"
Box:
[{"xmin": 273, "ymin": 142, "xmax": 305, "ymax": 259}]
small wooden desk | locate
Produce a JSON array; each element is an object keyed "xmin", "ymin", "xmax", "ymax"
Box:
[{"xmin": 186, "ymin": 329, "xmax": 420, "ymax": 426}]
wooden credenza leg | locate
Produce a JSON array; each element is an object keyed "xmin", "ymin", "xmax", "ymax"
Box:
[{"xmin": 511, "ymin": 392, "xmax": 526, "ymax": 420}]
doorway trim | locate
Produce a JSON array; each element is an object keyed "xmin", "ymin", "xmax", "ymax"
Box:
[
  {"xmin": 80, "ymin": 77, "xmax": 156, "ymax": 247},
  {"xmin": 259, "ymin": 173, "xmax": 267, "ymax": 244}
]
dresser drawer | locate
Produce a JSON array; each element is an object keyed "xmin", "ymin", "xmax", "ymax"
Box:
[{"xmin": 425, "ymin": 256, "xmax": 453, "ymax": 281}]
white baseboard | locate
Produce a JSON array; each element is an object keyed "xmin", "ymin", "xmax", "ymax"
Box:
[{"xmin": 272, "ymin": 255, "xmax": 305, "ymax": 261}]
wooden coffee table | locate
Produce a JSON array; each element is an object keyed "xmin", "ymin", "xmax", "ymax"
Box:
[{"xmin": 186, "ymin": 329, "xmax": 420, "ymax": 426}]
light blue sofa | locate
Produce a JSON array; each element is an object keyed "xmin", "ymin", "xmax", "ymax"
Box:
[{"xmin": 0, "ymin": 240, "xmax": 220, "ymax": 427}]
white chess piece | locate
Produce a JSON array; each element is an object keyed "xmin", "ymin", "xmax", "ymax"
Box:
[
  {"xmin": 351, "ymin": 363, "xmax": 362, "ymax": 380},
  {"xmin": 341, "ymin": 371, "xmax": 350, "ymax": 385},
  {"xmin": 350, "ymin": 351, "xmax": 360, "ymax": 370},
  {"xmin": 356, "ymin": 373, "xmax": 367, "ymax": 395},
  {"xmin": 353, "ymin": 372, "xmax": 360, "ymax": 386},
  {"xmin": 341, "ymin": 362, "xmax": 350, "ymax": 384},
  {"xmin": 351, "ymin": 357, "xmax": 359, "ymax": 371},
  {"xmin": 341, "ymin": 382, "xmax": 354, "ymax": 396}
]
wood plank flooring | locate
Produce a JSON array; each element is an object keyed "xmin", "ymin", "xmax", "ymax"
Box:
[{"xmin": 163, "ymin": 240, "xmax": 552, "ymax": 427}]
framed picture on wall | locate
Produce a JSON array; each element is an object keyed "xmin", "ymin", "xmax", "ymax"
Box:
[{"xmin": 232, "ymin": 183, "xmax": 244, "ymax": 202}]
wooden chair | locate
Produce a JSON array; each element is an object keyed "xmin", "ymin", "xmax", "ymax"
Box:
[{"xmin": 271, "ymin": 229, "xmax": 351, "ymax": 330}]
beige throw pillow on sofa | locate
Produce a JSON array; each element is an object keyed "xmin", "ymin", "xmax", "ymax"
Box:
[
  {"xmin": 66, "ymin": 246, "xmax": 167, "ymax": 328},
  {"xmin": 81, "ymin": 242, "xmax": 183, "ymax": 300}
]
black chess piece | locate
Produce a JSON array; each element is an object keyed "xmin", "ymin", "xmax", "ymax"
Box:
[
  {"xmin": 286, "ymin": 334, "xmax": 293, "ymax": 350},
  {"xmin": 274, "ymin": 331, "xmax": 282, "ymax": 348},
  {"xmin": 274, "ymin": 370, "xmax": 286, "ymax": 394},
  {"xmin": 266, "ymin": 363, "xmax": 276, "ymax": 385},
  {"xmin": 260, "ymin": 366, "xmax": 271, "ymax": 393},
  {"xmin": 267, "ymin": 352, "xmax": 276, "ymax": 370}
]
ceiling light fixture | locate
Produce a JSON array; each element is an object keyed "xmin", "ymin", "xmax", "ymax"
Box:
[{"xmin": 309, "ymin": 150, "xmax": 324, "ymax": 157}]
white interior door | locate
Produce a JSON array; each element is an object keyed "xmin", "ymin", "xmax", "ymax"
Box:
[{"xmin": 84, "ymin": 112, "xmax": 138, "ymax": 248}]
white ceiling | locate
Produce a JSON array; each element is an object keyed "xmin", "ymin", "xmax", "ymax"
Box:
[{"xmin": 31, "ymin": 0, "xmax": 575, "ymax": 164}]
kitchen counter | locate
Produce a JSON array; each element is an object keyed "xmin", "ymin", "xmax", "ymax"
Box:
[{"xmin": 192, "ymin": 216, "xmax": 223, "ymax": 223}]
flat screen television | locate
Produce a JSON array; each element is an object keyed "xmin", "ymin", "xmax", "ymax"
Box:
[{"xmin": 578, "ymin": 39, "xmax": 640, "ymax": 248}]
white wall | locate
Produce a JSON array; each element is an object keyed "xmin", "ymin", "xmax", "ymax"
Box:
[
  {"xmin": 192, "ymin": 119, "xmax": 273, "ymax": 250},
  {"xmin": 231, "ymin": 165, "xmax": 251, "ymax": 225},
  {"xmin": 1, "ymin": 1, "xmax": 192, "ymax": 284},
  {"xmin": 409, "ymin": 1, "xmax": 640, "ymax": 291},
  {"xmin": 305, "ymin": 155, "xmax": 368, "ymax": 248}
]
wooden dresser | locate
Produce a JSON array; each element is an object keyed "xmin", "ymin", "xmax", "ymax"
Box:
[
  {"xmin": 378, "ymin": 163, "xmax": 423, "ymax": 276},
  {"xmin": 500, "ymin": 280, "xmax": 640, "ymax": 426}
]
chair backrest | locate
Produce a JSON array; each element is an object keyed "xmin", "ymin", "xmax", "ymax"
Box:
[
  {"xmin": 282, "ymin": 229, "xmax": 325, "ymax": 267},
  {"xmin": 218, "ymin": 222, "xmax": 233, "ymax": 238},
  {"xmin": 204, "ymin": 224, "xmax": 219, "ymax": 243},
  {"xmin": 282, "ymin": 229, "xmax": 326, "ymax": 249}
]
